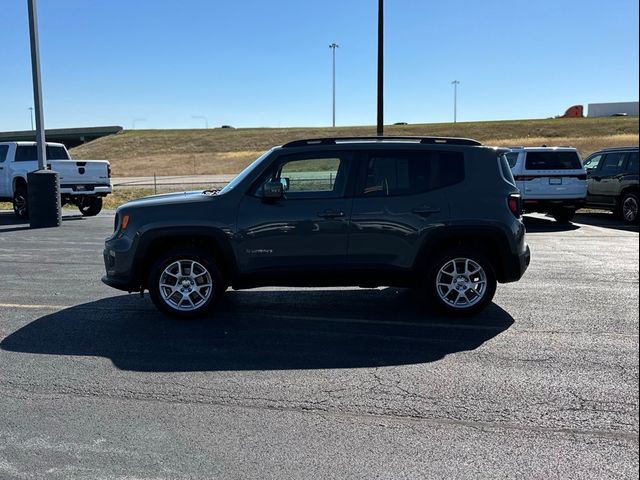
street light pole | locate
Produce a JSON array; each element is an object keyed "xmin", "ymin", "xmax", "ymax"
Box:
[
  {"xmin": 452, "ymin": 80, "xmax": 460, "ymax": 123},
  {"xmin": 27, "ymin": 0, "xmax": 61, "ymax": 228},
  {"xmin": 192, "ymin": 115, "xmax": 209, "ymax": 129},
  {"xmin": 329, "ymin": 43, "xmax": 338, "ymax": 128},
  {"xmin": 377, "ymin": 0, "xmax": 384, "ymax": 136}
]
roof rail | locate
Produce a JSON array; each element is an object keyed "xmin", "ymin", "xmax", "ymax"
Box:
[{"xmin": 282, "ymin": 136, "xmax": 482, "ymax": 148}]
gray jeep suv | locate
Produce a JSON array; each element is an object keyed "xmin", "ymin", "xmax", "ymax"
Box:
[{"xmin": 103, "ymin": 137, "xmax": 530, "ymax": 317}]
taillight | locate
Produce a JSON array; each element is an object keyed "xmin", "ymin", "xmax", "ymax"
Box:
[
  {"xmin": 107, "ymin": 165, "xmax": 112, "ymax": 178},
  {"xmin": 508, "ymin": 193, "xmax": 522, "ymax": 218}
]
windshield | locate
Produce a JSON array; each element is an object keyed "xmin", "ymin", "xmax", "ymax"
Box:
[{"xmin": 218, "ymin": 150, "xmax": 272, "ymax": 194}]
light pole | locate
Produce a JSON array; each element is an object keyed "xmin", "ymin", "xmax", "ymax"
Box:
[
  {"xmin": 28, "ymin": 107, "xmax": 34, "ymax": 130},
  {"xmin": 451, "ymin": 80, "xmax": 460, "ymax": 123},
  {"xmin": 377, "ymin": 0, "xmax": 384, "ymax": 136},
  {"xmin": 192, "ymin": 115, "xmax": 209, "ymax": 129},
  {"xmin": 329, "ymin": 43, "xmax": 339, "ymax": 128},
  {"xmin": 27, "ymin": 0, "xmax": 61, "ymax": 228}
]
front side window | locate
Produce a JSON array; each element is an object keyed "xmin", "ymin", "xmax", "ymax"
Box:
[
  {"xmin": 360, "ymin": 150, "xmax": 464, "ymax": 197},
  {"xmin": 584, "ymin": 154, "xmax": 602, "ymax": 170},
  {"xmin": 257, "ymin": 153, "xmax": 352, "ymax": 199},
  {"xmin": 0, "ymin": 145, "xmax": 8, "ymax": 163}
]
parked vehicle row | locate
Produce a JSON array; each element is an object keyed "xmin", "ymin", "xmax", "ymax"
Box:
[{"xmin": 0, "ymin": 141, "xmax": 112, "ymax": 218}]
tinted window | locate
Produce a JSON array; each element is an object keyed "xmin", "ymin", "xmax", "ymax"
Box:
[
  {"xmin": 625, "ymin": 152, "xmax": 638, "ymax": 172},
  {"xmin": 0, "ymin": 145, "xmax": 8, "ymax": 163},
  {"xmin": 584, "ymin": 154, "xmax": 602, "ymax": 170},
  {"xmin": 258, "ymin": 153, "xmax": 352, "ymax": 199},
  {"xmin": 525, "ymin": 151, "xmax": 582, "ymax": 170},
  {"xmin": 360, "ymin": 150, "xmax": 464, "ymax": 197},
  {"xmin": 506, "ymin": 152, "xmax": 518, "ymax": 167},
  {"xmin": 14, "ymin": 145, "xmax": 70, "ymax": 162},
  {"xmin": 499, "ymin": 154, "xmax": 516, "ymax": 186},
  {"xmin": 600, "ymin": 152, "xmax": 627, "ymax": 173}
]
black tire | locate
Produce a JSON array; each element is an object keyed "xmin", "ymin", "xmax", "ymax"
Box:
[
  {"xmin": 551, "ymin": 208, "xmax": 575, "ymax": 224},
  {"xmin": 13, "ymin": 186, "xmax": 29, "ymax": 219},
  {"xmin": 78, "ymin": 196, "xmax": 103, "ymax": 216},
  {"xmin": 425, "ymin": 249, "xmax": 497, "ymax": 316},
  {"xmin": 148, "ymin": 248, "xmax": 226, "ymax": 318},
  {"xmin": 618, "ymin": 192, "xmax": 639, "ymax": 224}
]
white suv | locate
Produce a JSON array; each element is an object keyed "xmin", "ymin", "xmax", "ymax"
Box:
[{"xmin": 506, "ymin": 147, "xmax": 587, "ymax": 223}]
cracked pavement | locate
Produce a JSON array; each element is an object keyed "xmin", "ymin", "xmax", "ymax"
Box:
[{"xmin": 0, "ymin": 210, "xmax": 638, "ymax": 479}]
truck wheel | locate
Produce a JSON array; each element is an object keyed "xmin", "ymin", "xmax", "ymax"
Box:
[
  {"xmin": 551, "ymin": 208, "xmax": 575, "ymax": 224},
  {"xmin": 148, "ymin": 249, "xmax": 226, "ymax": 318},
  {"xmin": 619, "ymin": 192, "xmax": 639, "ymax": 224},
  {"xmin": 78, "ymin": 196, "xmax": 103, "ymax": 216},
  {"xmin": 426, "ymin": 249, "xmax": 497, "ymax": 316},
  {"xmin": 13, "ymin": 186, "xmax": 29, "ymax": 219}
]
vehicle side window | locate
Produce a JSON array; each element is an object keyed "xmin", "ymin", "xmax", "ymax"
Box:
[
  {"xmin": 600, "ymin": 153, "xmax": 627, "ymax": 173},
  {"xmin": 625, "ymin": 152, "xmax": 639, "ymax": 172},
  {"xmin": 15, "ymin": 146, "xmax": 37, "ymax": 162},
  {"xmin": 256, "ymin": 153, "xmax": 352, "ymax": 199},
  {"xmin": 0, "ymin": 145, "xmax": 8, "ymax": 163},
  {"xmin": 584, "ymin": 154, "xmax": 602, "ymax": 170},
  {"xmin": 359, "ymin": 150, "xmax": 464, "ymax": 197},
  {"xmin": 506, "ymin": 152, "xmax": 518, "ymax": 167}
]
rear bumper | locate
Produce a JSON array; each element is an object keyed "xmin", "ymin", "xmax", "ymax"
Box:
[
  {"xmin": 523, "ymin": 198, "xmax": 586, "ymax": 212},
  {"xmin": 500, "ymin": 244, "xmax": 531, "ymax": 283},
  {"xmin": 60, "ymin": 184, "xmax": 112, "ymax": 196},
  {"xmin": 101, "ymin": 274, "xmax": 135, "ymax": 292}
]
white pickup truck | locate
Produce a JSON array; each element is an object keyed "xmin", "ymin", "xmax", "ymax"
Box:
[{"xmin": 0, "ymin": 141, "xmax": 112, "ymax": 218}]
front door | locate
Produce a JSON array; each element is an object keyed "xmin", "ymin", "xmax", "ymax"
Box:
[{"xmin": 236, "ymin": 151, "xmax": 354, "ymax": 274}]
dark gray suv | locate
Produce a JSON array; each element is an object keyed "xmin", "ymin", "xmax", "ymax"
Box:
[{"xmin": 102, "ymin": 137, "xmax": 530, "ymax": 317}]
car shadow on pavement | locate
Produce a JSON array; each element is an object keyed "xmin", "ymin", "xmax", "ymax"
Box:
[
  {"xmin": 1, "ymin": 289, "xmax": 514, "ymax": 372},
  {"xmin": 0, "ymin": 211, "xmax": 87, "ymax": 232},
  {"xmin": 574, "ymin": 211, "xmax": 639, "ymax": 232},
  {"xmin": 522, "ymin": 215, "xmax": 580, "ymax": 232}
]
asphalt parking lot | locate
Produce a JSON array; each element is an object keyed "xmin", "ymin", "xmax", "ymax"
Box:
[{"xmin": 0, "ymin": 209, "xmax": 638, "ymax": 479}]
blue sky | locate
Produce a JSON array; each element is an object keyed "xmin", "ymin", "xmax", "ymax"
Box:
[{"xmin": 1, "ymin": 0, "xmax": 638, "ymax": 130}]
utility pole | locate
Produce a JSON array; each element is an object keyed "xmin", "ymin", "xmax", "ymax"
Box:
[
  {"xmin": 452, "ymin": 80, "xmax": 460, "ymax": 123},
  {"xmin": 28, "ymin": 107, "xmax": 34, "ymax": 130},
  {"xmin": 27, "ymin": 0, "xmax": 61, "ymax": 228},
  {"xmin": 376, "ymin": 0, "xmax": 384, "ymax": 136},
  {"xmin": 192, "ymin": 115, "xmax": 209, "ymax": 129},
  {"xmin": 329, "ymin": 43, "xmax": 339, "ymax": 128}
]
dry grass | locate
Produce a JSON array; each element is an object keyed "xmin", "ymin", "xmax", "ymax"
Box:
[{"xmin": 70, "ymin": 117, "xmax": 639, "ymax": 177}]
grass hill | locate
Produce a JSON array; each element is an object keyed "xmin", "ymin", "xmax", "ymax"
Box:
[{"xmin": 70, "ymin": 117, "xmax": 639, "ymax": 177}]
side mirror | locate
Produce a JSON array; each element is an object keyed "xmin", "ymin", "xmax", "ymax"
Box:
[
  {"xmin": 280, "ymin": 177, "xmax": 290, "ymax": 191},
  {"xmin": 262, "ymin": 181, "xmax": 284, "ymax": 200}
]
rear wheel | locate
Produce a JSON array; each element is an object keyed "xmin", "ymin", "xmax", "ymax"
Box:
[
  {"xmin": 619, "ymin": 192, "xmax": 639, "ymax": 224},
  {"xmin": 78, "ymin": 196, "xmax": 103, "ymax": 216},
  {"xmin": 551, "ymin": 208, "xmax": 575, "ymax": 224},
  {"xmin": 13, "ymin": 186, "xmax": 28, "ymax": 219},
  {"xmin": 426, "ymin": 249, "xmax": 497, "ymax": 316},
  {"xmin": 148, "ymin": 249, "xmax": 226, "ymax": 318}
]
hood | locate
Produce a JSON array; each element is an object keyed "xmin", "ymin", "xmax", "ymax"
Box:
[{"xmin": 120, "ymin": 190, "xmax": 211, "ymax": 210}]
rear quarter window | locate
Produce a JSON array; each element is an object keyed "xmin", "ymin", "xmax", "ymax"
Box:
[
  {"xmin": 525, "ymin": 151, "xmax": 582, "ymax": 170},
  {"xmin": 15, "ymin": 145, "xmax": 69, "ymax": 161}
]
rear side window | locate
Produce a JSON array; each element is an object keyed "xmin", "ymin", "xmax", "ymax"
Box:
[
  {"xmin": 15, "ymin": 145, "xmax": 70, "ymax": 161},
  {"xmin": 600, "ymin": 152, "xmax": 627, "ymax": 173},
  {"xmin": 505, "ymin": 152, "xmax": 518, "ymax": 167},
  {"xmin": 626, "ymin": 152, "xmax": 639, "ymax": 172},
  {"xmin": 360, "ymin": 150, "xmax": 464, "ymax": 197},
  {"xmin": 525, "ymin": 151, "xmax": 581, "ymax": 170},
  {"xmin": 0, "ymin": 145, "xmax": 8, "ymax": 163}
]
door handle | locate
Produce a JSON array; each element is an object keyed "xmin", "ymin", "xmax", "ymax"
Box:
[
  {"xmin": 317, "ymin": 209, "xmax": 345, "ymax": 219},
  {"xmin": 412, "ymin": 206, "xmax": 441, "ymax": 216}
]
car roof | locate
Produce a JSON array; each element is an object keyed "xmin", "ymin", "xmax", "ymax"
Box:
[
  {"xmin": 0, "ymin": 141, "xmax": 66, "ymax": 147},
  {"xmin": 508, "ymin": 146, "xmax": 578, "ymax": 152},
  {"xmin": 280, "ymin": 136, "xmax": 483, "ymax": 148}
]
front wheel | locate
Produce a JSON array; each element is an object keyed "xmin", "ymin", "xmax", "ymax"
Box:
[
  {"xmin": 148, "ymin": 249, "xmax": 226, "ymax": 318},
  {"xmin": 619, "ymin": 192, "xmax": 639, "ymax": 224},
  {"xmin": 426, "ymin": 250, "xmax": 497, "ymax": 316},
  {"xmin": 78, "ymin": 196, "xmax": 103, "ymax": 216}
]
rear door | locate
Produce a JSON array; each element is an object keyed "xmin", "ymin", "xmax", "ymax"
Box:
[
  {"xmin": 348, "ymin": 149, "xmax": 460, "ymax": 271},
  {"xmin": 519, "ymin": 150, "xmax": 586, "ymax": 199}
]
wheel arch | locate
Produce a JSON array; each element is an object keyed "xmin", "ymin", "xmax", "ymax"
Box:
[
  {"xmin": 414, "ymin": 226, "xmax": 513, "ymax": 283},
  {"xmin": 134, "ymin": 227, "xmax": 238, "ymax": 288},
  {"xmin": 13, "ymin": 176, "xmax": 27, "ymax": 193}
]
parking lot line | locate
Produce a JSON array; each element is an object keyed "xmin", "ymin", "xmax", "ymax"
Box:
[{"xmin": 0, "ymin": 303, "xmax": 69, "ymax": 310}]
